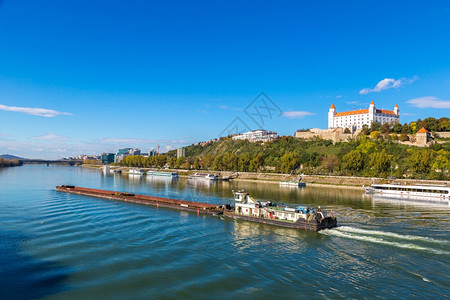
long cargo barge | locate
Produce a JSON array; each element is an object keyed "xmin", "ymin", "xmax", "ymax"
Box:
[
  {"xmin": 56, "ymin": 185, "xmax": 225, "ymax": 215},
  {"xmin": 56, "ymin": 186, "xmax": 337, "ymax": 231}
]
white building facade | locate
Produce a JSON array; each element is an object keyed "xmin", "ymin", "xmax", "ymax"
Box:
[
  {"xmin": 232, "ymin": 129, "xmax": 278, "ymax": 142},
  {"xmin": 328, "ymin": 101, "xmax": 399, "ymax": 129}
]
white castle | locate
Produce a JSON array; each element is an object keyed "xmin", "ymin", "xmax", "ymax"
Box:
[{"xmin": 328, "ymin": 101, "xmax": 399, "ymax": 129}]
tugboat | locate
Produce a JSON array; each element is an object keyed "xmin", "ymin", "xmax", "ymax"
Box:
[{"xmin": 224, "ymin": 190, "xmax": 337, "ymax": 231}]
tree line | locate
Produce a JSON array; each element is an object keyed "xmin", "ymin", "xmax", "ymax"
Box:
[
  {"xmin": 0, "ymin": 158, "xmax": 22, "ymax": 168},
  {"xmin": 118, "ymin": 134, "xmax": 450, "ymax": 180}
]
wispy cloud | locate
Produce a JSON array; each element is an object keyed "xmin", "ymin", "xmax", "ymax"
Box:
[
  {"xmin": 359, "ymin": 76, "xmax": 417, "ymax": 95},
  {"xmin": 346, "ymin": 100, "xmax": 360, "ymax": 105},
  {"xmin": 32, "ymin": 134, "xmax": 69, "ymax": 142},
  {"xmin": 282, "ymin": 111, "xmax": 315, "ymax": 119},
  {"xmin": 195, "ymin": 108, "xmax": 209, "ymax": 114},
  {"xmin": 406, "ymin": 96, "xmax": 450, "ymax": 109},
  {"xmin": 101, "ymin": 138, "xmax": 153, "ymax": 144},
  {"xmin": 400, "ymin": 112, "xmax": 415, "ymax": 116},
  {"xmin": 219, "ymin": 105, "xmax": 242, "ymax": 111},
  {"xmin": 0, "ymin": 104, "xmax": 72, "ymax": 117},
  {"xmin": 100, "ymin": 138, "xmax": 192, "ymax": 145}
]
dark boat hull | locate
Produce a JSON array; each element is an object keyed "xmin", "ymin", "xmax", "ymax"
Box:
[
  {"xmin": 56, "ymin": 186, "xmax": 338, "ymax": 231},
  {"xmin": 224, "ymin": 212, "xmax": 337, "ymax": 231},
  {"xmin": 56, "ymin": 186, "xmax": 223, "ymax": 215}
]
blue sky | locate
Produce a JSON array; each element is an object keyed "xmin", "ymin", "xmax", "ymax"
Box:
[{"xmin": 1, "ymin": 0, "xmax": 449, "ymax": 159}]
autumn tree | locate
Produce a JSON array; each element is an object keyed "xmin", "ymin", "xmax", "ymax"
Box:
[
  {"xmin": 408, "ymin": 149, "xmax": 435, "ymax": 175},
  {"xmin": 367, "ymin": 149, "xmax": 391, "ymax": 175},
  {"xmin": 249, "ymin": 153, "xmax": 264, "ymax": 172},
  {"xmin": 341, "ymin": 150, "xmax": 365, "ymax": 174},
  {"xmin": 322, "ymin": 154, "xmax": 339, "ymax": 173},
  {"xmin": 280, "ymin": 152, "xmax": 301, "ymax": 174}
]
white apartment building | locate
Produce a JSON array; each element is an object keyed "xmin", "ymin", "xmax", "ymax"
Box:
[
  {"xmin": 328, "ymin": 101, "xmax": 399, "ymax": 129},
  {"xmin": 232, "ymin": 129, "xmax": 278, "ymax": 142}
]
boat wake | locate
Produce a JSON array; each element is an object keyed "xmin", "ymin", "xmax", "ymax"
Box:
[{"xmin": 320, "ymin": 226, "xmax": 450, "ymax": 255}]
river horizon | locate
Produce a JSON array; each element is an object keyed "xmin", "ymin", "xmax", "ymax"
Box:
[{"xmin": 1, "ymin": 165, "xmax": 449, "ymax": 299}]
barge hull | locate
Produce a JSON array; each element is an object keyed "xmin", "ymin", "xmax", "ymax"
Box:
[
  {"xmin": 223, "ymin": 212, "xmax": 337, "ymax": 231},
  {"xmin": 56, "ymin": 186, "xmax": 223, "ymax": 215}
]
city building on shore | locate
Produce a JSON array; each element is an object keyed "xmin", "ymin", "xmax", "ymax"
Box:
[
  {"xmin": 328, "ymin": 101, "xmax": 399, "ymax": 130},
  {"xmin": 101, "ymin": 153, "xmax": 115, "ymax": 164},
  {"xmin": 115, "ymin": 148, "xmax": 141, "ymax": 163},
  {"xmin": 232, "ymin": 129, "xmax": 278, "ymax": 142}
]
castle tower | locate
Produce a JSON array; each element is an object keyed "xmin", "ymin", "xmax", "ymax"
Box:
[
  {"xmin": 394, "ymin": 104, "xmax": 399, "ymax": 116},
  {"xmin": 368, "ymin": 101, "xmax": 375, "ymax": 123},
  {"xmin": 416, "ymin": 127, "xmax": 430, "ymax": 145},
  {"xmin": 328, "ymin": 104, "xmax": 336, "ymax": 128}
]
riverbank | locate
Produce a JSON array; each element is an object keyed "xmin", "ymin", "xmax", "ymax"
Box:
[
  {"xmin": 82, "ymin": 165, "xmax": 450, "ymax": 189},
  {"xmin": 0, "ymin": 158, "xmax": 23, "ymax": 168}
]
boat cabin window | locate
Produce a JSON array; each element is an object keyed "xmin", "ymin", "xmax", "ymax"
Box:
[{"xmin": 375, "ymin": 185, "xmax": 449, "ymax": 194}]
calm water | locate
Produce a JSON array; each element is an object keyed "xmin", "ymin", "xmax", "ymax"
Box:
[{"xmin": 1, "ymin": 165, "xmax": 449, "ymax": 299}]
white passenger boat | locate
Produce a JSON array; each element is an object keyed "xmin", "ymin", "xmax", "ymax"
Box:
[
  {"xmin": 129, "ymin": 169, "xmax": 145, "ymax": 175},
  {"xmin": 147, "ymin": 171, "xmax": 178, "ymax": 178},
  {"xmin": 280, "ymin": 180, "xmax": 306, "ymax": 187},
  {"xmin": 188, "ymin": 173, "xmax": 218, "ymax": 181},
  {"xmin": 367, "ymin": 183, "xmax": 450, "ymax": 202}
]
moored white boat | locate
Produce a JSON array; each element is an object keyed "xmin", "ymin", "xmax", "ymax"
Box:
[
  {"xmin": 188, "ymin": 173, "xmax": 218, "ymax": 181},
  {"xmin": 147, "ymin": 171, "xmax": 178, "ymax": 178},
  {"xmin": 280, "ymin": 180, "xmax": 306, "ymax": 187},
  {"xmin": 367, "ymin": 183, "xmax": 450, "ymax": 202},
  {"xmin": 129, "ymin": 169, "xmax": 145, "ymax": 175}
]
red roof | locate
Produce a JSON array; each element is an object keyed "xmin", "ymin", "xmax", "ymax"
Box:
[
  {"xmin": 330, "ymin": 104, "xmax": 336, "ymax": 109},
  {"xmin": 370, "ymin": 101, "xmax": 375, "ymax": 105},
  {"xmin": 376, "ymin": 109, "xmax": 396, "ymax": 115},
  {"xmin": 417, "ymin": 127, "xmax": 429, "ymax": 133},
  {"xmin": 336, "ymin": 109, "xmax": 369, "ymax": 117}
]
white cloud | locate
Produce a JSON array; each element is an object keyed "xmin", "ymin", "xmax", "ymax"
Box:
[
  {"xmin": 100, "ymin": 137, "xmax": 194, "ymax": 146},
  {"xmin": 0, "ymin": 104, "xmax": 72, "ymax": 117},
  {"xmin": 101, "ymin": 138, "xmax": 149, "ymax": 144},
  {"xmin": 336, "ymin": 95, "xmax": 342, "ymax": 98},
  {"xmin": 32, "ymin": 134, "xmax": 69, "ymax": 142},
  {"xmin": 359, "ymin": 77, "xmax": 417, "ymax": 94},
  {"xmin": 282, "ymin": 111, "xmax": 315, "ymax": 119},
  {"xmin": 406, "ymin": 96, "xmax": 450, "ymax": 109},
  {"xmin": 346, "ymin": 100, "xmax": 360, "ymax": 105},
  {"xmin": 219, "ymin": 105, "xmax": 242, "ymax": 111}
]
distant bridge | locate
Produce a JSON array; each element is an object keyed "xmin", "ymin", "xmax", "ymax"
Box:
[{"xmin": 21, "ymin": 159, "xmax": 84, "ymax": 166}]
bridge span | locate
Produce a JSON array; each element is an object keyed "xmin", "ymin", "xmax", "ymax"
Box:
[{"xmin": 21, "ymin": 159, "xmax": 84, "ymax": 166}]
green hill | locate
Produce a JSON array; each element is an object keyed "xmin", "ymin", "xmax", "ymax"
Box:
[
  {"xmin": 119, "ymin": 135, "xmax": 450, "ymax": 180},
  {"xmin": 0, "ymin": 154, "xmax": 24, "ymax": 160}
]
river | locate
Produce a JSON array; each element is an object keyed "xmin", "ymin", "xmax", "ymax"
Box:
[{"xmin": 0, "ymin": 165, "xmax": 449, "ymax": 299}]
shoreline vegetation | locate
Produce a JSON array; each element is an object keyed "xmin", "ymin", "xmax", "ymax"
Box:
[
  {"xmin": 85, "ymin": 119, "xmax": 450, "ymax": 187},
  {"xmin": 82, "ymin": 165, "xmax": 449, "ymax": 190},
  {"xmin": 114, "ymin": 133, "xmax": 450, "ymax": 181},
  {"xmin": 0, "ymin": 158, "xmax": 22, "ymax": 168}
]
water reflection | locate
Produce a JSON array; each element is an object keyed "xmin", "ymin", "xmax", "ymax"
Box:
[
  {"xmin": 370, "ymin": 195, "xmax": 449, "ymax": 209},
  {"xmin": 230, "ymin": 219, "xmax": 310, "ymax": 254},
  {"xmin": 0, "ymin": 229, "xmax": 70, "ymax": 299}
]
